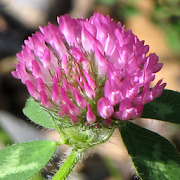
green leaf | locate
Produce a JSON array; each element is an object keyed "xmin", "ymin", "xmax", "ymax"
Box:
[
  {"xmin": 23, "ymin": 98, "xmax": 59, "ymax": 129},
  {"xmin": 0, "ymin": 140, "xmax": 57, "ymax": 180},
  {"xmin": 119, "ymin": 121, "xmax": 180, "ymax": 180},
  {"xmin": 141, "ymin": 89, "xmax": 180, "ymax": 124}
]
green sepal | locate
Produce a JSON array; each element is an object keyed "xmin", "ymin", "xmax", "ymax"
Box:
[
  {"xmin": 59, "ymin": 125, "xmax": 114, "ymax": 150},
  {"xmin": 0, "ymin": 140, "xmax": 57, "ymax": 180},
  {"xmin": 119, "ymin": 121, "xmax": 180, "ymax": 180},
  {"xmin": 142, "ymin": 89, "xmax": 180, "ymax": 124}
]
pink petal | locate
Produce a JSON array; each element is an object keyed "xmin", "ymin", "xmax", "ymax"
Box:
[
  {"xmin": 86, "ymin": 105, "xmax": 96, "ymax": 123},
  {"xmin": 83, "ymin": 70, "xmax": 96, "ymax": 90},
  {"xmin": 97, "ymin": 97, "xmax": 114, "ymax": 119},
  {"xmin": 70, "ymin": 114, "xmax": 79, "ymax": 124},
  {"xmin": 61, "ymin": 54, "xmax": 69, "ymax": 76},
  {"xmin": 94, "ymin": 45, "xmax": 108, "ymax": 78},
  {"xmin": 52, "ymin": 77, "xmax": 61, "ymax": 104},
  {"xmin": 81, "ymin": 76, "xmax": 95, "ymax": 99},
  {"xmin": 74, "ymin": 88, "xmax": 87, "ymax": 108},
  {"xmin": 114, "ymin": 98, "xmax": 143, "ymax": 120},
  {"xmin": 61, "ymin": 104, "xmax": 69, "ymax": 114},
  {"xmin": 40, "ymin": 90, "xmax": 53, "ymax": 108},
  {"xmin": 25, "ymin": 80, "xmax": 39, "ymax": 100},
  {"xmin": 104, "ymin": 79, "xmax": 122, "ymax": 105}
]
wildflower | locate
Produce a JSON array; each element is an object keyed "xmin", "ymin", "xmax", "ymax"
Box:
[{"xmin": 12, "ymin": 12, "xmax": 166, "ymax": 127}]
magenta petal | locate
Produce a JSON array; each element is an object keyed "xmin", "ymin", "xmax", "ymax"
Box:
[
  {"xmin": 62, "ymin": 78, "xmax": 69, "ymax": 92},
  {"xmin": 61, "ymin": 104, "xmax": 69, "ymax": 114},
  {"xmin": 114, "ymin": 98, "xmax": 143, "ymax": 120},
  {"xmin": 40, "ymin": 90, "xmax": 53, "ymax": 108},
  {"xmin": 144, "ymin": 53, "xmax": 163, "ymax": 74},
  {"xmin": 32, "ymin": 60, "xmax": 42, "ymax": 78},
  {"xmin": 94, "ymin": 45, "xmax": 108, "ymax": 78},
  {"xmin": 11, "ymin": 67, "xmax": 20, "ymax": 79},
  {"xmin": 86, "ymin": 105, "xmax": 96, "ymax": 124},
  {"xmin": 74, "ymin": 88, "xmax": 87, "ymax": 108},
  {"xmin": 61, "ymin": 54, "xmax": 69, "ymax": 76},
  {"xmin": 97, "ymin": 97, "xmax": 114, "ymax": 119},
  {"xmin": 57, "ymin": 14, "xmax": 80, "ymax": 46},
  {"xmin": 41, "ymin": 49, "xmax": 56, "ymax": 71},
  {"xmin": 58, "ymin": 110, "xmax": 64, "ymax": 117},
  {"xmin": 104, "ymin": 79, "xmax": 122, "ymax": 105},
  {"xmin": 22, "ymin": 46, "xmax": 34, "ymax": 71},
  {"xmin": 116, "ymin": 98, "xmax": 133, "ymax": 120},
  {"xmin": 25, "ymin": 80, "xmax": 39, "ymax": 100},
  {"xmin": 83, "ymin": 70, "xmax": 96, "ymax": 90},
  {"xmin": 71, "ymin": 46, "xmax": 86, "ymax": 63},
  {"xmin": 52, "ymin": 35, "xmax": 67, "ymax": 57},
  {"xmin": 70, "ymin": 114, "xmax": 79, "ymax": 124},
  {"xmin": 141, "ymin": 86, "xmax": 154, "ymax": 104},
  {"xmin": 37, "ymin": 77, "xmax": 46, "ymax": 92},
  {"xmin": 60, "ymin": 87, "xmax": 69, "ymax": 103},
  {"xmin": 81, "ymin": 76, "xmax": 95, "ymax": 99},
  {"xmin": 106, "ymin": 62, "xmax": 123, "ymax": 84},
  {"xmin": 119, "ymin": 98, "xmax": 132, "ymax": 110},
  {"xmin": 151, "ymin": 79, "xmax": 166, "ymax": 99},
  {"xmin": 66, "ymin": 99, "xmax": 81, "ymax": 116},
  {"xmin": 52, "ymin": 80, "xmax": 61, "ymax": 104},
  {"xmin": 81, "ymin": 25, "xmax": 94, "ymax": 52},
  {"xmin": 16, "ymin": 63, "xmax": 35, "ymax": 84},
  {"xmin": 135, "ymin": 104, "xmax": 143, "ymax": 118},
  {"xmin": 55, "ymin": 67, "xmax": 63, "ymax": 80}
]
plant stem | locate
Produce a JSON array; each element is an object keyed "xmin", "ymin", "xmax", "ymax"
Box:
[{"xmin": 52, "ymin": 148, "xmax": 84, "ymax": 180}]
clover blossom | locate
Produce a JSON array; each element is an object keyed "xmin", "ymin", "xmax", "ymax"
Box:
[{"xmin": 12, "ymin": 12, "xmax": 166, "ymax": 126}]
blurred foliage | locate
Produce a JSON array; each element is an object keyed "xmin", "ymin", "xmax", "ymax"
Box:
[
  {"xmin": 95, "ymin": 0, "xmax": 180, "ymax": 55},
  {"xmin": 151, "ymin": 0, "xmax": 180, "ymax": 54},
  {"xmin": 0, "ymin": 126, "xmax": 13, "ymax": 146},
  {"xmin": 96, "ymin": 0, "xmax": 118, "ymax": 6},
  {"xmin": 96, "ymin": 0, "xmax": 139, "ymax": 24},
  {"xmin": 103, "ymin": 156, "xmax": 123, "ymax": 180},
  {"xmin": 114, "ymin": 1, "xmax": 139, "ymax": 22}
]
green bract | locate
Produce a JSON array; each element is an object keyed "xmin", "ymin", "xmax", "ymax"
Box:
[{"xmin": 59, "ymin": 125, "xmax": 114, "ymax": 150}]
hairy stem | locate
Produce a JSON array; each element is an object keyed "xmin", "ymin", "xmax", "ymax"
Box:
[{"xmin": 52, "ymin": 149, "xmax": 84, "ymax": 180}]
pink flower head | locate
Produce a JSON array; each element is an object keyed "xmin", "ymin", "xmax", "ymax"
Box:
[{"xmin": 12, "ymin": 12, "xmax": 166, "ymax": 126}]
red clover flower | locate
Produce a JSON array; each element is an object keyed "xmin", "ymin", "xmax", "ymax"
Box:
[{"xmin": 12, "ymin": 12, "xmax": 166, "ymax": 127}]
